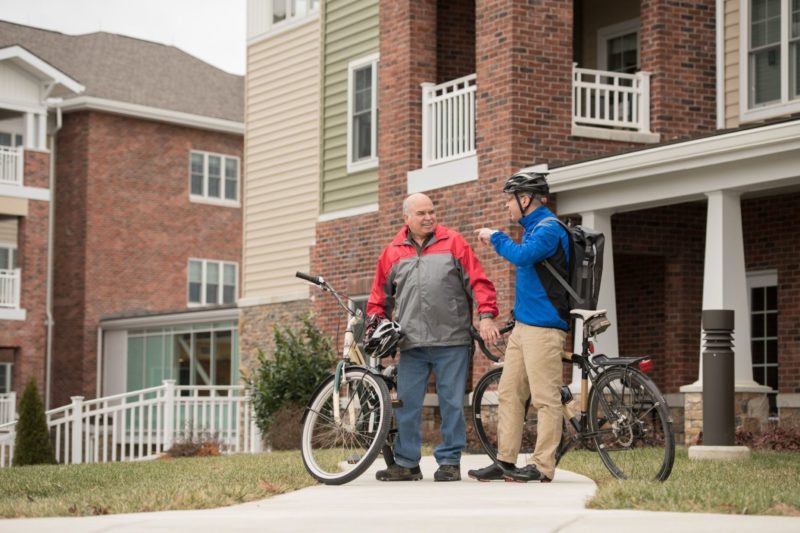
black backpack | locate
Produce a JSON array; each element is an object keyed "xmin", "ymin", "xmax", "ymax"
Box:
[{"xmin": 537, "ymin": 217, "xmax": 605, "ymax": 311}]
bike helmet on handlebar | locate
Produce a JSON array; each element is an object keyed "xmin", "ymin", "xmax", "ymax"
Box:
[{"xmin": 364, "ymin": 319, "xmax": 402, "ymax": 359}]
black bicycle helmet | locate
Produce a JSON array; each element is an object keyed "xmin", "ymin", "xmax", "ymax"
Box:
[
  {"xmin": 502, "ymin": 171, "xmax": 549, "ymax": 196},
  {"xmin": 364, "ymin": 320, "xmax": 402, "ymax": 359}
]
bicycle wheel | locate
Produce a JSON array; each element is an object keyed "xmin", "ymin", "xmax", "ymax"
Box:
[
  {"xmin": 301, "ymin": 368, "xmax": 391, "ymax": 485},
  {"xmin": 588, "ymin": 367, "xmax": 675, "ymax": 481},
  {"xmin": 471, "ymin": 367, "xmax": 537, "ymax": 461}
]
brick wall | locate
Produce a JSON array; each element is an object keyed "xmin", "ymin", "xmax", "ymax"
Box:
[
  {"xmin": 437, "ymin": 0, "xmax": 475, "ymax": 84},
  {"xmin": 51, "ymin": 111, "xmax": 242, "ymax": 407},
  {"xmin": 742, "ymin": 192, "xmax": 800, "ymax": 394},
  {"xmin": 640, "ymin": 0, "xmax": 717, "ymax": 141},
  {"xmin": 0, "ymin": 150, "xmax": 51, "ymax": 397}
]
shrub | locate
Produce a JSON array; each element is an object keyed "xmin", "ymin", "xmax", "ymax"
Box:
[
  {"xmin": 163, "ymin": 431, "xmax": 221, "ymax": 458},
  {"xmin": 267, "ymin": 403, "xmax": 306, "ymax": 450},
  {"xmin": 244, "ymin": 314, "xmax": 336, "ymax": 440},
  {"xmin": 13, "ymin": 379, "xmax": 56, "ymax": 466}
]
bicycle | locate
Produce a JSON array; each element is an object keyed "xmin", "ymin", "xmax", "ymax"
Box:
[
  {"xmin": 296, "ymin": 271, "xmax": 511, "ymax": 485},
  {"xmin": 471, "ymin": 309, "xmax": 675, "ymax": 481}
]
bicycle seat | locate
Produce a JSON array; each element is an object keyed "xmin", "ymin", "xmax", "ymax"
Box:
[{"xmin": 570, "ymin": 309, "xmax": 607, "ymax": 321}]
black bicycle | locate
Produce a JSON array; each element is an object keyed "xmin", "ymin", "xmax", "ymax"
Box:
[{"xmin": 471, "ymin": 309, "xmax": 675, "ymax": 481}]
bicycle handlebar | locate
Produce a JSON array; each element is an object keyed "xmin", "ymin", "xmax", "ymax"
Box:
[
  {"xmin": 296, "ymin": 271, "xmax": 324, "ymax": 286},
  {"xmin": 470, "ymin": 320, "xmax": 515, "ymax": 363}
]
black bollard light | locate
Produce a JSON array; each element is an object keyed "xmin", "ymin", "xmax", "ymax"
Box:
[{"xmin": 702, "ymin": 309, "xmax": 735, "ymax": 446}]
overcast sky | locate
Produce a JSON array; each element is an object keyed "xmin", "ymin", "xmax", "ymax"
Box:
[{"xmin": 0, "ymin": 0, "xmax": 247, "ymax": 75}]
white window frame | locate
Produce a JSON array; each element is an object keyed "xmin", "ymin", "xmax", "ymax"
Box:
[
  {"xmin": 740, "ymin": 0, "xmax": 800, "ymax": 121},
  {"xmin": 0, "ymin": 245, "xmax": 16, "ymax": 270},
  {"xmin": 189, "ymin": 150, "xmax": 241, "ymax": 208},
  {"xmin": 597, "ymin": 18, "xmax": 641, "ymax": 72},
  {"xmin": 265, "ymin": 0, "xmax": 320, "ymax": 34},
  {"xmin": 187, "ymin": 259, "xmax": 239, "ymax": 307},
  {"xmin": 347, "ymin": 53, "xmax": 380, "ymax": 174},
  {"xmin": 746, "ymin": 270, "xmax": 779, "ymax": 416},
  {"xmin": 0, "ymin": 362, "xmax": 12, "ymax": 393}
]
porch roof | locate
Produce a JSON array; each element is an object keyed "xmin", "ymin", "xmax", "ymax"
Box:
[{"xmin": 0, "ymin": 45, "xmax": 84, "ymax": 95}]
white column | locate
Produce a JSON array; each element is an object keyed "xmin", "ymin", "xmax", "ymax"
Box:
[
  {"xmin": 570, "ymin": 210, "xmax": 619, "ymax": 390},
  {"xmin": 36, "ymin": 113, "xmax": 47, "ymax": 150},
  {"xmin": 682, "ymin": 190, "xmax": 767, "ymax": 392},
  {"xmin": 24, "ymin": 113, "xmax": 35, "ymax": 149}
]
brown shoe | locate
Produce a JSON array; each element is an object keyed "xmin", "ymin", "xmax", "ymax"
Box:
[{"xmin": 375, "ymin": 463, "xmax": 423, "ymax": 481}]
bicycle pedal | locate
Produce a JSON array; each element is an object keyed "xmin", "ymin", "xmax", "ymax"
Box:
[{"xmin": 391, "ymin": 398, "xmax": 403, "ymax": 408}]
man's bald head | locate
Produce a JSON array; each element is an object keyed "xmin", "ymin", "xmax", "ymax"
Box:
[{"xmin": 403, "ymin": 193, "xmax": 437, "ymax": 245}]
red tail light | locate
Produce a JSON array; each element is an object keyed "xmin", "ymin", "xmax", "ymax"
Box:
[
  {"xmin": 587, "ymin": 341, "xmax": 595, "ymax": 354},
  {"xmin": 639, "ymin": 359, "xmax": 654, "ymax": 373}
]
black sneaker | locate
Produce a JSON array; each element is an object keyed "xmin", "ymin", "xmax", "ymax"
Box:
[
  {"xmin": 375, "ymin": 463, "xmax": 423, "ymax": 481},
  {"xmin": 502, "ymin": 464, "xmax": 552, "ymax": 483},
  {"xmin": 434, "ymin": 464, "xmax": 461, "ymax": 482},
  {"xmin": 467, "ymin": 463, "xmax": 505, "ymax": 482}
]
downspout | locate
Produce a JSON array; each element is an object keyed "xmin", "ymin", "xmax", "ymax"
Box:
[
  {"xmin": 44, "ymin": 99, "xmax": 62, "ymax": 410},
  {"xmin": 716, "ymin": 0, "xmax": 725, "ymax": 130}
]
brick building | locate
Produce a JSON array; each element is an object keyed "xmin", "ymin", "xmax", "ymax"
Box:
[
  {"xmin": 0, "ymin": 22, "xmax": 243, "ymax": 411},
  {"xmin": 242, "ymin": 1, "xmax": 799, "ymax": 444}
]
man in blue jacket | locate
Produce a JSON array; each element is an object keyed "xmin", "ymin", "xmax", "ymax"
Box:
[{"xmin": 469, "ymin": 170, "xmax": 570, "ymax": 483}]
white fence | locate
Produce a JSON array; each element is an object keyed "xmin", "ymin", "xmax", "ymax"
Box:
[
  {"xmin": 0, "ymin": 380, "xmax": 261, "ymax": 467},
  {"xmin": 0, "ymin": 269, "xmax": 21, "ymax": 309},
  {"xmin": 0, "ymin": 146, "xmax": 24, "ymax": 186},
  {"xmin": 0, "ymin": 392, "xmax": 15, "ymax": 425},
  {"xmin": 421, "ymin": 74, "xmax": 477, "ymax": 167},
  {"xmin": 572, "ymin": 66, "xmax": 652, "ymax": 133}
]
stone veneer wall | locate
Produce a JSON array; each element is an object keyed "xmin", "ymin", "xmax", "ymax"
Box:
[{"xmin": 239, "ymin": 300, "xmax": 311, "ymax": 374}]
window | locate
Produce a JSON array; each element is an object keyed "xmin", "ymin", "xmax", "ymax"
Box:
[
  {"xmin": 0, "ymin": 246, "xmax": 16, "ymax": 270},
  {"xmin": 270, "ymin": 0, "xmax": 319, "ymax": 28},
  {"xmin": 598, "ymin": 19, "xmax": 640, "ymax": 73},
  {"xmin": 347, "ymin": 54, "xmax": 379, "ymax": 173},
  {"xmin": 0, "ymin": 363, "xmax": 11, "ymax": 394},
  {"xmin": 743, "ymin": 0, "xmax": 800, "ymax": 115},
  {"xmin": 189, "ymin": 151, "xmax": 240, "ymax": 205},
  {"xmin": 748, "ymin": 271, "xmax": 778, "ymax": 417},
  {"xmin": 0, "ymin": 133, "xmax": 22, "ymax": 147},
  {"xmin": 188, "ymin": 259, "xmax": 237, "ymax": 306},
  {"xmin": 127, "ymin": 322, "xmax": 238, "ymax": 394}
]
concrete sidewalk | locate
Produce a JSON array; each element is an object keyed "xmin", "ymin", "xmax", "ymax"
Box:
[{"xmin": 1, "ymin": 454, "xmax": 798, "ymax": 532}]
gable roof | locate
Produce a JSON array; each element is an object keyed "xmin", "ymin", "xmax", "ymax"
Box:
[{"xmin": 0, "ymin": 21, "xmax": 243, "ymax": 123}]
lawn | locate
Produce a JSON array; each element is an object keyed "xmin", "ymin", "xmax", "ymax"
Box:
[
  {"xmin": 2, "ymin": 449, "xmax": 799, "ymax": 518},
  {"xmin": 558, "ymin": 448, "xmax": 800, "ymax": 516},
  {"xmin": 0, "ymin": 452, "xmax": 315, "ymax": 518}
]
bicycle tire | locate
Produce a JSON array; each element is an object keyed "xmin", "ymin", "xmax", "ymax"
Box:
[
  {"xmin": 301, "ymin": 368, "xmax": 391, "ymax": 485},
  {"xmin": 471, "ymin": 367, "xmax": 538, "ymax": 461},
  {"xmin": 588, "ymin": 366, "xmax": 675, "ymax": 481}
]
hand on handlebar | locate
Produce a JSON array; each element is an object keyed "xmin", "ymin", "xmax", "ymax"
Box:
[{"xmin": 479, "ymin": 317, "xmax": 500, "ymax": 344}]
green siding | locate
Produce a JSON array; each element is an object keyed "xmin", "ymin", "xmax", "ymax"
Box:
[{"xmin": 321, "ymin": 0, "xmax": 380, "ymax": 214}]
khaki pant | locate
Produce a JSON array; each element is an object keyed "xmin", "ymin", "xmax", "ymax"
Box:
[{"xmin": 496, "ymin": 323, "xmax": 567, "ymax": 479}]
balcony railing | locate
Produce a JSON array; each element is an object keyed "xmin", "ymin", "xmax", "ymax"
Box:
[
  {"xmin": 0, "ymin": 393, "xmax": 15, "ymax": 426},
  {"xmin": 573, "ymin": 66, "xmax": 653, "ymax": 133},
  {"xmin": 0, "ymin": 269, "xmax": 21, "ymax": 309},
  {"xmin": 0, "ymin": 146, "xmax": 24, "ymax": 186},
  {"xmin": 421, "ymin": 74, "xmax": 477, "ymax": 168}
]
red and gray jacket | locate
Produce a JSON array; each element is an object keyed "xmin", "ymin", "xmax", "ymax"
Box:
[{"xmin": 368, "ymin": 224, "xmax": 498, "ymax": 350}]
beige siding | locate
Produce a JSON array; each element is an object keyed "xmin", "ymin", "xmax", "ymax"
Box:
[
  {"xmin": 725, "ymin": 0, "xmax": 741, "ymax": 128},
  {"xmin": 243, "ymin": 19, "xmax": 320, "ymax": 301},
  {"xmin": 321, "ymin": 0, "xmax": 379, "ymax": 214},
  {"xmin": 0, "ymin": 215, "xmax": 17, "ymax": 244}
]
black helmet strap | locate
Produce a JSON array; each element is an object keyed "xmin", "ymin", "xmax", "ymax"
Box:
[{"xmin": 514, "ymin": 192, "xmax": 534, "ymax": 217}]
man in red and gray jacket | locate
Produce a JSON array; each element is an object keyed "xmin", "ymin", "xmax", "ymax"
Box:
[{"xmin": 368, "ymin": 193, "xmax": 499, "ymax": 482}]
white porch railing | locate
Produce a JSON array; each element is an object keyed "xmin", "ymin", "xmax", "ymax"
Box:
[
  {"xmin": 421, "ymin": 74, "xmax": 477, "ymax": 168},
  {"xmin": 0, "ymin": 146, "xmax": 24, "ymax": 186},
  {"xmin": 572, "ymin": 65, "xmax": 653, "ymax": 133},
  {"xmin": 0, "ymin": 269, "xmax": 21, "ymax": 309},
  {"xmin": 0, "ymin": 380, "xmax": 262, "ymax": 467},
  {"xmin": 0, "ymin": 392, "xmax": 15, "ymax": 425}
]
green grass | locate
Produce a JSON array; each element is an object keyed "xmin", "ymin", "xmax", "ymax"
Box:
[
  {"xmin": 559, "ymin": 448, "xmax": 800, "ymax": 516},
  {"xmin": 0, "ymin": 452, "xmax": 316, "ymax": 518}
]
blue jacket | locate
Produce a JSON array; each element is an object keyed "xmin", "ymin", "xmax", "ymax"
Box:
[{"xmin": 490, "ymin": 206, "xmax": 570, "ymax": 331}]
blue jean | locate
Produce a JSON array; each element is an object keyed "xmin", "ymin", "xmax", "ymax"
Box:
[{"xmin": 393, "ymin": 345, "xmax": 470, "ymax": 468}]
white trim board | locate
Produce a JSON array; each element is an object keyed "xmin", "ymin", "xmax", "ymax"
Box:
[
  {"xmin": 100, "ymin": 307, "xmax": 240, "ymax": 330},
  {"xmin": 407, "ymin": 155, "xmax": 478, "ymax": 194},
  {"xmin": 0, "ymin": 45, "xmax": 84, "ymax": 94},
  {"xmin": 59, "ymin": 96, "xmax": 244, "ymax": 135}
]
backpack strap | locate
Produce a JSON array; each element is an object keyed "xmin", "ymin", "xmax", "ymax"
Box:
[{"xmin": 534, "ymin": 217, "xmax": 583, "ymax": 304}]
